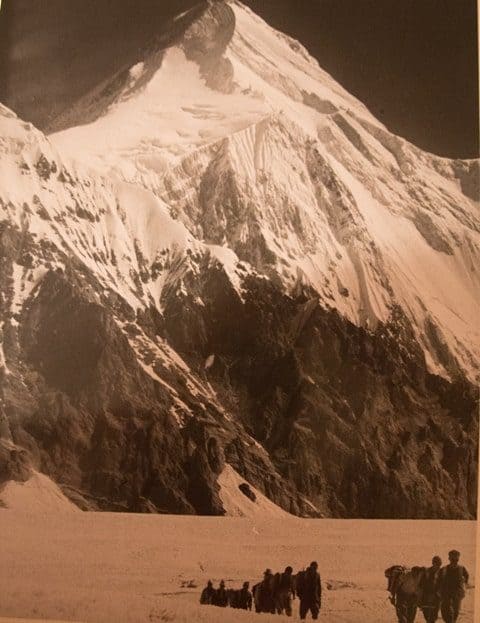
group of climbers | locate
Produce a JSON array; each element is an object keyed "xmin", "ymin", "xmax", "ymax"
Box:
[
  {"xmin": 385, "ymin": 549, "xmax": 469, "ymax": 623},
  {"xmin": 200, "ymin": 579, "xmax": 253, "ymax": 610},
  {"xmin": 200, "ymin": 561, "xmax": 322, "ymax": 619}
]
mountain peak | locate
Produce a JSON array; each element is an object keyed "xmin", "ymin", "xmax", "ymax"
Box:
[
  {"xmin": 45, "ymin": 0, "xmax": 480, "ymax": 384},
  {"xmin": 0, "ymin": 1, "xmax": 478, "ymax": 519},
  {"xmin": 181, "ymin": 0, "xmax": 236, "ymax": 92}
]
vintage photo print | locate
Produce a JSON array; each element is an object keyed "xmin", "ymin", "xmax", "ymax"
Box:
[{"xmin": 0, "ymin": 1, "xmax": 478, "ymax": 622}]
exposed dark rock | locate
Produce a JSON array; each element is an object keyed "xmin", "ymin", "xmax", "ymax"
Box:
[
  {"xmin": 0, "ymin": 217, "xmax": 477, "ymax": 517},
  {"xmin": 0, "ymin": 235, "xmax": 318, "ymax": 516},
  {"xmin": 239, "ymin": 482, "xmax": 256, "ymax": 502},
  {"xmin": 34, "ymin": 154, "xmax": 57, "ymax": 181},
  {"xmin": 302, "ymin": 91, "xmax": 338, "ymax": 115},
  {"xmin": 161, "ymin": 266, "xmax": 478, "ymax": 518},
  {"xmin": 0, "ymin": 440, "xmax": 32, "ymax": 485},
  {"xmin": 181, "ymin": 1, "xmax": 236, "ymax": 93},
  {"xmin": 413, "ymin": 212, "xmax": 454, "ymax": 255}
]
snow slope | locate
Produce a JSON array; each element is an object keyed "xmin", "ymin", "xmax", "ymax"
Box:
[
  {"xmin": 218, "ymin": 464, "xmax": 292, "ymax": 518},
  {"xmin": 49, "ymin": 0, "xmax": 480, "ymax": 382},
  {"xmin": 0, "ymin": 472, "xmax": 79, "ymax": 514},
  {"xmin": 0, "ymin": 103, "xmax": 244, "ymax": 311}
]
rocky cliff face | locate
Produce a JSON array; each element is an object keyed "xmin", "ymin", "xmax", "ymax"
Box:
[{"xmin": 0, "ymin": 0, "xmax": 478, "ymax": 518}]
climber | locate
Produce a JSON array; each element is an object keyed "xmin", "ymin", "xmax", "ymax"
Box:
[
  {"xmin": 199, "ymin": 580, "xmax": 216, "ymax": 605},
  {"xmin": 439, "ymin": 550, "xmax": 469, "ymax": 623},
  {"xmin": 298, "ymin": 561, "xmax": 322, "ymax": 620}
]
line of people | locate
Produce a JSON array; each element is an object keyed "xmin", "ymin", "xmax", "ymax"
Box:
[
  {"xmin": 199, "ymin": 561, "xmax": 322, "ymax": 620},
  {"xmin": 200, "ymin": 579, "xmax": 253, "ymax": 610},
  {"xmin": 385, "ymin": 549, "xmax": 469, "ymax": 623}
]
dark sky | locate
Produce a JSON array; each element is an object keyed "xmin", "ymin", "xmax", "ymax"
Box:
[
  {"xmin": 246, "ymin": 0, "xmax": 479, "ymax": 159},
  {"xmin": 0, "ymin": 0, "xmax": 478, "ymax": 158}
]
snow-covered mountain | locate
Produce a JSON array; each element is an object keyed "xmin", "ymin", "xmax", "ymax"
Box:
[
  {"xmin": 0, "ymin": 0, "xmax": 478, "ymax": 518},
  {"xmin": 51, "ymin": 0, "xmax": 480, "ymax": 382}
]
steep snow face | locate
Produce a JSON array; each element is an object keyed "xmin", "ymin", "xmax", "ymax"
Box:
[
  {"xmin": 0, "ymin": 103, "xmax": 253, "ymax": 426},
  {"xmin": 48, "ymin": 2, "xmax": 480, "ymax": 382},
  {"xmin": 0, "ymin": 103, "xmax": 248, "ymax": 312},
  {"xmin": 51, "ymin": 0, "xmax": 374, "ymax": 174},
  {"xmin": 218, "ymin": 464, "xmax": 292, "ymax": 518},
  {"xmin": 52, "ymin": 46, "xmax": 268, "ymax": 177}
]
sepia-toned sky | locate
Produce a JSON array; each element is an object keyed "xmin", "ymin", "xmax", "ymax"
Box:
[
  {"xmin": 0, "ymin": 0, "xmax": 477, "ymax": 157},
  {"xmin": 246, "ymin": 0, "xmax": 479, "ymax": 159}
]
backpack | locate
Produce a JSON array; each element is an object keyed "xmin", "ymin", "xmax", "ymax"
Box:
[{"xmin": 384, "ymin": 565, "xmax": 409, "ymax": 601}]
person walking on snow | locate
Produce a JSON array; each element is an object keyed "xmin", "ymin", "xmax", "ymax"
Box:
[
  {"xmin": 439, "ymin": 550, "xmax": 469, "ymax": 623},
  {"xmin": 420, "ymin": 556, "xmax": 442, "ymax": 623},
  {"xmin": 238, "ymin": 581, "xmax": 253, "ymax": 610},
  {"xmin": 200, "ymin": 580, "xmax": 216, "ymax": 605},
  {"xmin": 299, "ymin": 561, "xmax": 322, "ymax": 620},
  {"xmin": 275, "ymin": 566, "xmax": 296, "ymax": 616},
  {"xmin": 213, "ymin": 580, "xmax": 229, "ymax": 607}
]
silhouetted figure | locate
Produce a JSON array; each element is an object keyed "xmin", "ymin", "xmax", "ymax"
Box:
[
  {"xmin": 420, "ymin": 556, "xmax": 442, "ymax": 623},
  {"xmin": 275, "ymin": 566, "xmax": 296, "ymax": 616},
  {"xmin": 298, "ymin": 561, "xmax": 322, "ymax": 620},
  {"xmin": 213, "ymin": 580, "xmax": 229, "ymax": 607},
  {"xmin": 200, "ymin": 580, "xmax": 215, "ymax": 605},
  {"xmin": 439, "ymin": 550, "xmax": 469, "ymax": 623},
  {"xmin": 254, "ymin": 569, "xmax": 276, "ymax": 613},
  {"xmin": 238, "ymin": 581, "xmax": 253, "ymax": 610}
]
